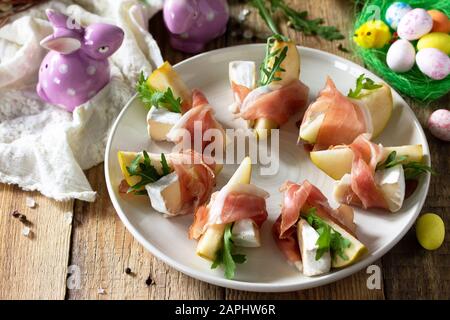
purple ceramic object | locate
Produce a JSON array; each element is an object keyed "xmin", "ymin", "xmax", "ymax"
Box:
[
  {"xmin": 36, "ymin": 9, "xmax": 124, "ymax": 112},
  {"xmin": 163, "ymin": 0, "xmax": 229, "ymax": 53}
]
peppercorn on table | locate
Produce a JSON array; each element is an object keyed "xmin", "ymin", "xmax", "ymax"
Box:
[{"xmin": 0, "ymin": 0, "xmax": 448, "ymax": 300}]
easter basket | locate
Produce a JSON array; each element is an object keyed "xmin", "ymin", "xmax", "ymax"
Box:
[{"xmin": 353, "ymin": 0, "xmax": 450, "ymax": 102}]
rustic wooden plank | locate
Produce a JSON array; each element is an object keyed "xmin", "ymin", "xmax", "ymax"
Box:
[
  {"xmin": 67, "ymin": 164, "xmax": 224, "ymax": 300},
  {"xmin": 0, "ymin": 184, "xmax": 73, "ymax": 299},
  {"xmin": 381, "ymin": 100, "xmax": 449, "ymax": 299}
]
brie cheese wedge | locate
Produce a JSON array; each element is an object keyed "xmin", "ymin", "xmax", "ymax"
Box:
[
  {"xmin": 374, "ymin": 164, "xmax": 405, "ymax": 213},
  {"xmin": 145, "ymin": 171, "xmax": 182, "ymax": 216},
  {"xmin": 231, "ymin": 218, "xmax": 261, "ymax": 247},
  {"xmin": 229, "ymin": 61, "xmax": 256, "ymax": 90},
  {"xmin": 297, "ymin": 219, "xmax": 331, "ymax": 276},
  {"xmin": 147, "ymin": 107, "xmax": 182, "ymax": 141}
]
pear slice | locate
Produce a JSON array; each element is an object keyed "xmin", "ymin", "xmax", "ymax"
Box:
[
  {"xmin": 300, "ymin": 84, "xmax": 393, "ymax": 144},
  {"xmin": 310, "ymin": 144, "xmax": 423, "ymax": 180},
  {"xmin": 196, "ymin": 157, "xmax": 252, "ymax": 261},
  {"xmin": 117, "ymin": 151, "xmax": 168, "ymax": 187},
  {"xmin": 147, "ymin": 61, "xmax": 192, "ymax": 107},
  {"xmin": 326, "ymin": 219, "xmax": 367, "ymax": 268},
  {"xmin": 351, "ymin": 84, "xmax": 393, "ymax": 139},
  {"xmin": 268, "ymin": 40, "xmax": 300, "ymax": 87},
  {"xmin": 255, "ymin": 40, "xmax": 301, "ymax": 140}
]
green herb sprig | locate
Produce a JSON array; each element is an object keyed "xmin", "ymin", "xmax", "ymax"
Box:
[
  {"xmin": 126, "ymin": 151, "xmax": 172, "ymax": 195},
  {"xmin": 347, "ymin": 74, "xmax": 382, "ymax": 99},
  {"xmin": 249, "ymin": 0, "xmax": 344, "ymax": 41},
  {"xmin": 259, "ymin": 36, "xmax": 288, "ymax": 86},
  {"xmin": 305, "ymin": 208, "xmax": 351, "ymax": 261},
  {"xmin": 271, "ymin": 0, "xmax": 344, "ymax": 41},
  {"xmin": 376, "ymin": 151, "xmax": 436, "ymax": 180},
  {"xmin": 136, "ymin": 71, "xmax": 182, "ymax": 113},
  {"xmin": 211, "ymin": 224, "xmax": 247, "ymax": 279}
]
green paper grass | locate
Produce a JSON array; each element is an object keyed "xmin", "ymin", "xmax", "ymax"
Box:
[{"xmin": 353, "ymin": 0, "xmax": 450, "ymax": 102}]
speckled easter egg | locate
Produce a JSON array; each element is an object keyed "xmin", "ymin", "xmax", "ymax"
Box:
[
  {"xmin": 417, "ymin": 32, "xmax": 450, "ymax": 55},
  {"xmin": 428, "ymin": 109, "xmax": 450, "ymax": 141},
  {"xmin": 416, "ymin": 48, "xmax": 450, "ymax": 80},
  {"xmin": 386, "ymin": 39, "xmax": 416, "ymax": 72},
  {"xmin": 397, "ymin": 8, "xmax": 433, "ymax": 40},
  {"xmin": 385, "ymin": 2, "xmax": 412, "ymax": 30},
  {"xmin": 428, "ymin": 10, "xmax": 450, "ymax": 33}
]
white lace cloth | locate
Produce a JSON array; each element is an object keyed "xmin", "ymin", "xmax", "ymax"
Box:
[{"xmin": 0, "ymin": 0, "xmax": 163, "ymax": 201}]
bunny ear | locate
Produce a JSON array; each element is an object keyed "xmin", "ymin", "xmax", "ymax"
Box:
[
  {"xmin": 40, "ymin": 34, "xmax": 81, "ymax": 54},
  {"xmin": 46, "ymin": 9, "xmax": 70, "ymax": 28}
]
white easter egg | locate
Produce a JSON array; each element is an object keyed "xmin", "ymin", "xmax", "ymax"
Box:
[
  {"xmin": 385, "ymin": 2, "xmax": 412, "ymax": 30},
  {"xmin": 428, "ymin": 109, "xmax": 450, "ymax": 141},
  {"xmin": 386, "ymin": 39, "xmax": 415, "ymax": 72},
  {"xmin": 416, "ymin": 48, "xmax": 450, "ymax": 80},
  {"xmin": 397, "ymin": 8, "xmax": 433, "ymax": 40}
]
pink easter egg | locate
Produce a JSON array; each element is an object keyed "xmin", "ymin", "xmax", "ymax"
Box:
[
  {"xmin": 428, "ymin": 109, "xmax": 450, "ymax": 141},
  {"xmin": 416, "ymin": 48, "xmax": 450, "ymax": 80},
  {"xmin": 397, "ymin": 8, "xmax": 433, "ymax": 40}
]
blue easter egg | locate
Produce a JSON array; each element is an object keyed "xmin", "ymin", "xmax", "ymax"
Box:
[{"xmin": 385, "ymin": 2, "xmax": 412, "ymax": 30}]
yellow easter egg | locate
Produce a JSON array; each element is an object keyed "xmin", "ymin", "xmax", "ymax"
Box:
[
  {"xmin": 416, "ymin": 213, "xmax": 445, "ymax": 250},
  {"xmin": 353, "ymin": 20, "xmax": 392, "ymax": 49},
  {"xmin": 417, "ymin": 32, "xmax": 450, "ymax": 55}
]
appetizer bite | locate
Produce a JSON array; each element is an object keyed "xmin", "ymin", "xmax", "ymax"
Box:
[
  {"xmin": 229, "ymin": 35, "xmax": 309, "ymax": 139},
  {"xmin": 299, "ymin": 74, "xmax": 393, "ymax": 150},
  {"xmin": 137, "ymin": 62, "xmax": 225, "ymax": 151},
  {"xmin": 331, "ymin": 134, "xmax": 433, "ymax": 213},
  {"xmin": 189, "ymin": 157, "xmax": 269, "ymax": 279},
  {"xmin": 273, "ymin": 181, "xmax": 367, "ymax": 276},
  {"xmin": 117, "ymin": 150, "xmax": 219, "ymax": 216}
]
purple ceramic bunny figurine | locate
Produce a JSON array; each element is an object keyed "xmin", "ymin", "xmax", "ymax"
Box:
[
  {"xmin": 37, "ymin": 9, "xmax": 124, "ymax": 112},
  {"xmin": 163, "ymin": 0, "xmax": 229, "ymax": 53}
]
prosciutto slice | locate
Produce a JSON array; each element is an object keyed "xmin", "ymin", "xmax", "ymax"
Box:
[
  {"xmin": 189, "ymin": 183, "xmax": 269, "ymax": 240},
  {"xmin": 167, "ymin": 89, "xmax": 226, "ymax": 152},
  {"xmin": 273, "ymin": 180, "xmax": 356, "ymax": 265},
  {"xmin": 166, "ymin": 150, "xmax": 217, "ymax": 214},
  {"xmin": 272, "ymin": 216, "xmax": 301, "ymax": 265},
  {"xmin": 342, "ymin": 134, "xmax": 389, "ymax": 210},
  {"xmin": 238, "ymin": 80, "xmax": 309, "ymax": 126},
  {"xmin": 278, "ymin": 180, "xmax": 356, "ymax": 237},
  {"xmin": 301, "ymin": 77, "xmax": 367, "ymax": 150}
]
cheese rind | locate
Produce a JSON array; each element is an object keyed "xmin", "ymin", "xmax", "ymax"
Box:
[
  {"xmin": 229, "ymin": 61, "xmax": 256, "ymax": 89},
  {"xmin": 147, "ymin": 107, "xmax": 182, "ymax": 141},
  {"xmin": 374, "ymin": 164, "xmax": 405, "ymax": 212},
  {"xmin": 145, "ymin": 171, "xmax": 182, "ymax": 216},
  {"xmin": 297, "ymin": 219, "xmax": 331, "ymax": 276}
]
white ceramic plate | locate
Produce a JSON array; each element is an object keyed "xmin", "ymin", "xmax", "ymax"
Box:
[{"xmin": 105, "ymin": 44, "xmax": 430, "ymax": 292}]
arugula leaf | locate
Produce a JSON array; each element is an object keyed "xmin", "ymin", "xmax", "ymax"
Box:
[
  {"xmin": 347, "ymin": 74, "xmax": 382, "ymax": 99},
  {"xmin": 259, "ymin": 36, "xmax": 288, "ymax": 86},
  {"xmin": 211, "ymin": 224, "xmax": 247, "ymax": 279},
  {"xmin": 250, "ymin": 0, "xmax": 281, "ymax": 35},
  {"xmin": 305, "ymin": 208, "xmax": 351, "ymax": 261},
  {"xmin": 160, "ymin": 153, "xmax": 171, "ymax": 176},
  {"xmin": 376, "ymin": 151, "xmax": 408, "ymax": 171},
  {"xmin": 270, "ymin": 0, "xmax": 344, "ymax": 41},
  {"xmin": 376, "ymin": 151, "xmax": 436, "ymax": 180},
  {"xmin": 403, "ymin": 162, "xmax": 436, "ymax": 180},
  {"xmin": 126, "ymin": 151, "xmax": 172, "ymax": 195},
  {"xmin": 136, "ymin": 71, "xmax": 182, "ymax": 113}
]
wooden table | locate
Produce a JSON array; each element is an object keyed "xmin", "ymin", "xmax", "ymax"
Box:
[{"xmin": 0, "ymin": 0, "xmax": 448, "ymax": 300}]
